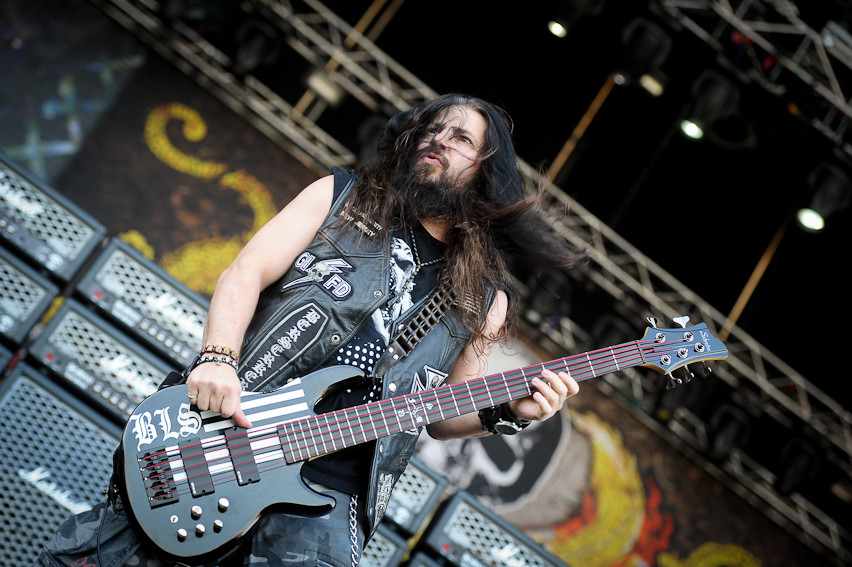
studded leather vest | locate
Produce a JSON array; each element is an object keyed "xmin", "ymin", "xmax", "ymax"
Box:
[{"xmin": 235, "ymin": 168, "xmax": 494, "ymax": 538}]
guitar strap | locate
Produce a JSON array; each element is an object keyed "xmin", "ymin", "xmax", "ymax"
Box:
[{"xmin": 372, "ymin": 279, "xmax": 455, "ymax": 378}]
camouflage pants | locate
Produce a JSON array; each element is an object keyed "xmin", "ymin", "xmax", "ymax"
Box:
[{"xmin": 33, "ymin": 483, "xmax": 366, "ymax": 567}]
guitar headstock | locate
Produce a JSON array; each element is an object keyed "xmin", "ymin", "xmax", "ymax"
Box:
[{"xmin": 640, "ymin": 316, "xmax": 728, "ymax": 389}]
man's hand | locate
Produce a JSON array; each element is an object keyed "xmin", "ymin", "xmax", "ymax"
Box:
[
  {"xmin": 185, "ymin": 363, "xmax": 252, "ymax": 428},
  {"xmin": 508, "ymin": 369, "xmax": 578, "ymax": 422}
]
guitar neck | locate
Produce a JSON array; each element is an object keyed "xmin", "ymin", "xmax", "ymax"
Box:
[{"xmin": 277, "ymin": 339, "xmax": 645, "ymax": 463}]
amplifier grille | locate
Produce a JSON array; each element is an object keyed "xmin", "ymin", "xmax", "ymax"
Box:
[
  {"xmin": 0, "ymin": 246, "xmax": 58, "ymax": 344},
  {"xmin": 76, "ymin": 238, "xmax": 208, "ymax": 366},
  {"xmin": 0, "ymin": 156, "xmax": 105, "ymax": 280},
  {"xmin": 0, "ymin": 366, "xmax": 119, "ymax": 565},
  {"xmin": 28, "ymin": 299, "xmax": 174, "ymax": 420}
]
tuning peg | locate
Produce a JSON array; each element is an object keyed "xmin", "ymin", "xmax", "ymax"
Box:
[
  {"xmin": 647, "ymin": 317, "xmax": 658, "ymax": 327},
  {"xmin": 694, "ymin": 362, "xmax": 713, "ymax": 379},
  {"xmin": 673, "ymin": 315, "xmax": 690, "ymax": 328},
  {"xmin": 672, "ymin": 366, "xmax": 694, "ymax": 384},
  {"xmin": 665, "ymin": 373, "xmax": 682, "ymax": 390}
]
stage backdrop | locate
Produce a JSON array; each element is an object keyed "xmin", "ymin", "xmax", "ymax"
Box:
[{"xmin": 33, "ymin": 28, "xmax": 829, "ymax": 567}]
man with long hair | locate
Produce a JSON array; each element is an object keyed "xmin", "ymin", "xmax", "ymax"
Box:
[{"xmin": 37, "ymin": 94, "xmax": 585, "ymax": 567}]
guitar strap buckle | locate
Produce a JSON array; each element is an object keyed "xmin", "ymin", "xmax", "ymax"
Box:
[{"xmin": 373, "ymin": 280, "xmax": 455, "ymax": 378}]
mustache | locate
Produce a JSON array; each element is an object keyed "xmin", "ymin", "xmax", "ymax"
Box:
[{"xmin": 418, "ymin": 141, "xmax": 447, "ymax": 167}]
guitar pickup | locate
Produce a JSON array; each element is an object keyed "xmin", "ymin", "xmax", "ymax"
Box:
[
  {"xmin": 179, "ymin": 437, "xmax": 215, "ymax": 498},
  {"xmin": 138, "ymin": 448, "xmax": 178, "ymax": 508},
  {"xmin": 226, "ymin": 427, "xmax": 260, "ymax": 486}
]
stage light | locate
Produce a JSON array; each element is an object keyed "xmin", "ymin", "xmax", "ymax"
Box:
[
  {"xmin": 774, "ymin": 438, "xmax": 822, "ymax": 495},
  {"xmin": 547, "ymin": 20, "xmax": 568, "ymax": 38},
  {"xmin": 707, "ymin": 403, "xmax": 752, "ymax": 462},
  {"xmin": 233, "ymin": 19, "xmax": 282, "ymax": 75},
  {"xmin": 546, "ymin": 0, "xmax": 602, "ymax": 38},
  {"xmin": 614, "ymin": 18, "xmax": 671, "ymax": 95},
  {"xmin": 680, "ymin": 71, "xmax": 739, "ymax": 140},
  {"xmin": 305, "ymin": 69, "xmax": 346, "ymax": 107},
  {"xmin": 797, "ymin": 163, "xmax": 851, "ymax": 232}
]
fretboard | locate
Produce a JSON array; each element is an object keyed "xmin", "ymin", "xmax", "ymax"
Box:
[{"xmin": 278, "ymin": 338, "xmax": 649, "ymax": 463}]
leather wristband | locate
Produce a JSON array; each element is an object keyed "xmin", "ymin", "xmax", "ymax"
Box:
[{"xmin": 478, "ymin": 403, "xmax": 531, "ymax": 435}]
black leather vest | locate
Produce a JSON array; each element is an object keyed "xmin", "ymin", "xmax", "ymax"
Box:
[{"xmin": 236, "ymin": 168, "xmax": 492, "ymax": 537}]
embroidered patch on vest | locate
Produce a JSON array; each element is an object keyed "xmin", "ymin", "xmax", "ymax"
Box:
[
  {"xmin": 282, "ymin": 252, "xmax": 354, "ymax": 300},
  {"xmin": 374, "ymin": 472, "xmax": 395, "ymax": 525},
  {"xmin": 240, "ymin": 302, "xmax": 329, "ymax": 389},
  {"xmin": 399, "ymin": 366, "xmax": 449, "ymax": 436}
]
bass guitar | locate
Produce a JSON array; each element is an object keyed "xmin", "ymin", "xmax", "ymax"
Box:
[{"xmin": 116, "ymin": 316, "xmax": 727, "ymax": 561}]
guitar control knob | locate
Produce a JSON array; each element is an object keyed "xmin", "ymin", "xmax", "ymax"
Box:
[
  {"xmin": 177, "ymin": 528, "xmax": 188, "ymax": 542},
  {"xmin": 196, "ymin": 524, "xmax": 206, "ymax": 537},
  {"xmin": 218, "ymin": 498, "xmax": 230, "ymax": 513},
  {"xmin": 191, "ymin": 505, "xmax": 202, "ymax": 520},
  {"xmin": 213, "ymin": 519, "xmax": 224, "ymax": 533}
]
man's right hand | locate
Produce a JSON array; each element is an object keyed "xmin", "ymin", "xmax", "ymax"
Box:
[{"xmin": 185, "ymin": 363, "xmax": 253, "ymax": 428}]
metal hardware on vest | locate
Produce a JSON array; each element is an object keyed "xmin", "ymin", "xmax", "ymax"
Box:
[{"xmin": 373, "ymin": 280, "xmax": 455, "ymax": 377}]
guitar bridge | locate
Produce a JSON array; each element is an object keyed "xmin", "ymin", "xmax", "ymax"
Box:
[{"xmin": 139, "ymin": 448, "xmax": 179, "ymax": 508}]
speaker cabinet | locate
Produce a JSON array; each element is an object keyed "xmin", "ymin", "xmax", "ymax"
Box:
[
  {"xmin": 361, "ymin": 522, "xmax": 409, "ymax": 567},
  {"xmin": 0, "ymin": 244, "xmax": 59, "ymax": 345},
  {"xmin": 0, "ymin": 363, "xmax": 120, "ymax": 565},
  {"xmin": 75, "ymin": 237, "xmax": 208, "ymax": 368},
  {"xmin": 27, "ymin": 298, "xmax": 175, "ymax": 422},
  {"xmin": 0, "ymin": 152, "xmax": 106, "ymax": 282},
  {"xmin": 422, "ymin": 491, "xmax": 568, "ymax": 567},
  {"xmin": 384, "ymin": 456, "xmax": 449, "ymax": 538}
]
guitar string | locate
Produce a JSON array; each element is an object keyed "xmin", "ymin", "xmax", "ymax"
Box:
[
  {"xmin": 143, "ymin": 337, "xmax": 688, "ymax": 489},
  {"xmin": 143, "ymin": 338, "xmax": 697, "ymax": 498},
  {"xmin": 145, "ymin": 337, "xmax": 689, "ymax": 494},
  {"xmin": 147, "ymin": 339, "xmax": 651, "ymax": 467}
]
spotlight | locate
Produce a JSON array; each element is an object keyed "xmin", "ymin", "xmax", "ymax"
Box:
[
  {"xmin": 614, "ymin": 18, "xmax": 671, "ymax": 95},
  {"xmin": 233, "ymin": 19, "xmax": 282, "ymax": 75},
  {"xmin": 797, "ymin": 163, "xmax": 851, "ymax": 232},
  {"xmin": 707, "ymin": 403, "xmax": 752, "ymax": 462},
  {"xmin": 547, "ymin": 20, "xmax": 569, "ymax": 38},
  {"xmin": 680, "ymin": 71, "xmax": 739, "ymax": 140}
]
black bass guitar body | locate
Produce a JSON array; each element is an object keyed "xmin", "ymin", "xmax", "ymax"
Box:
[{"xmin": 115, "ymin": 365, "xmax": 364, "ymax": 562}]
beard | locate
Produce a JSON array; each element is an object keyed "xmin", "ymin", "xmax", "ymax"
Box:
[{"xmin": 398, "ymin": 149, "xmax": 478, "ymax": 222}]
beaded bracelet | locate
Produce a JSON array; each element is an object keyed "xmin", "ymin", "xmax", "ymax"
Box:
[
  {"xmin": 195, "ymin": 355, "xmax": 239, "ymax": 372},
  {"xmin": 200, "ymin": 344, "xmax": 240, "ymax": 362}
]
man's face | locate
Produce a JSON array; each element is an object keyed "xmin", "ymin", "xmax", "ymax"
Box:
[{"xmin": 414, "ymin": 106, "xmax": 486, "ymax": 189}]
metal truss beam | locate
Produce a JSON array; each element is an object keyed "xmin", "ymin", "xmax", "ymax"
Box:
[
  {"xmin": 653, "ymin": 0, "xmax": 852, "ymax": 159},
  {"xmin": 89, "ymin": 0, "xmax": 358, "ymax": 173}
]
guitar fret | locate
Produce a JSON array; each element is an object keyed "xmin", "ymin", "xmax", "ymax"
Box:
[
  {"xmin": 451, "ymin": 385, "xmax": 462, "ymax": 417},
  {"xmin": 354, "ymin": 405, "xmax": 369, "ymax": 443},
  {"xmin": 501, "ymin": 372, "xmax": 512, "ymax": 403},
  {"xmin": 376, "ymin": 401, "xmax": 392, "ymax": 437},
  {"xmin": 407, "ymin": 395, "xmax": 420, "ymax": 430},
  {"xmin": 463, "ymin": 380, "xmax": 475, "ymax": 413},
  {"xmin": 484, "ymin": 380, "xmax": 495, "ymax": 407},
  {"xmin": 432, "ymin": 389, "xmax": 444, "ymax": 422},
  {"xmin": 610, "ymin": 347, "xmax": 621, "ymax": 371},
  {"xmin": 390, "ymin": 398, "xmax": 405, "ymax": 434},
  {"xmin": 586, "ymin": 353, "xmax": 597, "ymax": 377},
  {"xmin": 321, "ymin": 413, "xmax": 337, "ymax": 454}
]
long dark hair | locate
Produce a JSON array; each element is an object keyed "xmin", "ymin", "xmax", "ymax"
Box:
[{"xmin": 343, "ymin": 94, "xmax": 586, "ymax": 346}]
